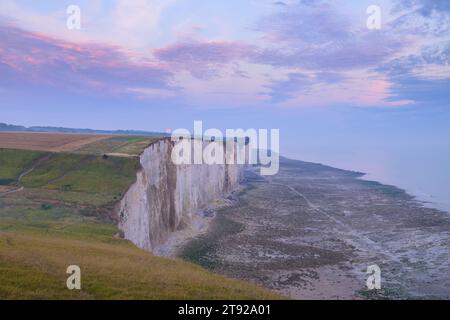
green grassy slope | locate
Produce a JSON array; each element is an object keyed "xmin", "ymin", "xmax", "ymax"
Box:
[
  {"xmin": 0, "ymin": 147, "xmax": 280, "ymax": 299},
  {"xmin": 0, "ymin": 229, "xmax": 279, "ymax": 299},
  {"xmin": 20, "ymin": 152, "xmax": 139, "ymax": 205},
  {"xmin": 0, "ymin": 149, "xmax": 43, "ymax": 186},
  {"xmin": 75, "ymin": 136, "xmax": 161, "ymax": 156}
]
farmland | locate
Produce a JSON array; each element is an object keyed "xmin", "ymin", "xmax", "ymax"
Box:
[
  {"xmin": 0, "ymin": 132, "xmax": 111, "ymax": 152},
  {"xmin": 0, "ymin": 134, "xmax": 279, "ymax": 299},
  {"xmin": 0, "ymin": 132, "xmax": 161, "ymax": 156}
]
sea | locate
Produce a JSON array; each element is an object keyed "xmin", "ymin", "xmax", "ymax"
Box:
[{"xmin": 288, "ymin": 145, "xmax": 450, "ymax": 213}]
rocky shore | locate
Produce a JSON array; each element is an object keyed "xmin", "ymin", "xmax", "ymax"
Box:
[{"xmin": 179, "ymin": 157, "xmax": 450, "ymax": 299}]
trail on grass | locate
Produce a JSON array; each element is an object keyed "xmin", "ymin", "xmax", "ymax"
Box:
[{"xmin": 0, "ymin": 154, "xmax": 52, "ymax": 196}]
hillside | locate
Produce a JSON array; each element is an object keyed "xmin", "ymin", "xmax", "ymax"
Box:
[{"xmin": 0, "ymin": 136, "xmax": 280, "ymax": 299}]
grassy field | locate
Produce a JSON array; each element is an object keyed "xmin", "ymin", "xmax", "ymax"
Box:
[
  {"xmin": 0, "ymin": 132, "xmax": 111, "ymax": 152},
  {"xmin": 1, "ymin": 149, "xmax": 139, "ymax": 207},
  {"xmin": 21, "ymin": 153, "xmax": 139, "ymax": 204},
  {"xmin": 0, "ymin": 144, "xmax": 280, "ymax": 299},
  {"xmin": 0, "ymin": 226, "xmax": 279, "ymax": 299},
  {"xmin": 75, "ymin": 136, "xmax": 161, "ymax": 156},
  {"xmin": 0, "ymin": 149, "xmax": 44, "ymax": 185}
]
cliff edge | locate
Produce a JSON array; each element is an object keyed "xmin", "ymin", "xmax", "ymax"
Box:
[{"xmin": 117, "ymin": 138, "xmax": 245, "ymax": 252}]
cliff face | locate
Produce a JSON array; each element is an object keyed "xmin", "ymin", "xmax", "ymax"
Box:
[{"xmin": 117, "ymin": 138, "xmax": 244, "ymax": 252}]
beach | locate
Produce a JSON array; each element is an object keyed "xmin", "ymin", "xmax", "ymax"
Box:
[{"xmin": 179, "ymin": 157, "xmax": 450, "ymax": 299}]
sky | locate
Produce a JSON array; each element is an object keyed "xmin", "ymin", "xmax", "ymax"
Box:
[{"xmin": 1, "ymin": 0, "xmax": 450, "ymax": 184}]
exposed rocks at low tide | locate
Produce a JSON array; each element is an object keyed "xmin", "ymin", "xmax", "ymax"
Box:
[{"xmin": 180, "ymin": 157, "xmax": 450, "ymax": 299}]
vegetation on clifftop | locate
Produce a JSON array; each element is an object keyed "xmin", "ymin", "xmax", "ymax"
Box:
[{"xmin": 0, "ymin": 146, "xmax": 280, "ymax": 299}]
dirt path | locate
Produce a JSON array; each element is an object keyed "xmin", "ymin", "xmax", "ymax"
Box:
[
  {"xmin": 0, "ymin": 186, "xmax": 24, "ymax": 196},
  {"xmin": 18, "ymin": 154, "xmax": 52, "ymax": 182},
  {"xmin": 0, "ymin": 154, "xmax": 52, "ymax": 196}
]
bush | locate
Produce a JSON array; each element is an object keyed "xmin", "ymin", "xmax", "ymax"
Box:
[{"xmin": 41, "ymin": 203, "xmax": 53, "ymax": 210}]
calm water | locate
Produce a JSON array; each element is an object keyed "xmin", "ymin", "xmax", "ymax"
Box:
[{"xmin": 289, "ymin": 146, "xmax": 450, "ymax": 213}]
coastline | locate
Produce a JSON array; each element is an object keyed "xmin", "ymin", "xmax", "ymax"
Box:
[
  {"xmin": 358, "ymin": 172, "xmax": 450, "ymax": 214},
  {"xmin": 284, "ymin": 150, "xmax": 450, "ymax": 215},
  {"xmin": 178, "ymin": 157, "xmax": 450, "ymax": 299}
]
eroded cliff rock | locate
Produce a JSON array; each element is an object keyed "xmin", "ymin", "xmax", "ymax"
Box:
[{"xmin": 117, "ymin": 138, "xmax": 245, "ymax": 252}]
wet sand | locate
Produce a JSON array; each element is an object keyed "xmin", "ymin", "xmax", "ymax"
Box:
[{"xmin": 179, "ymin": 157, "xmax": 450, "ymax": 299}]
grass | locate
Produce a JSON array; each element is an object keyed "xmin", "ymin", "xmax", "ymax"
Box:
[
  {"xmin": 0, "ymin": 149, "xmax": 44, "ymax": 185},
  {"xmin": 0, "ymin": 149, "xmax": 139, "ymax": 206},
  {"xmin": 0, "ymin": 195, "xmax": 279, "ymax": 300},
  {"xmin": 75, "ymin": 136, "xmax": 161, "ymax": 156},
  {"xmin": 0, "ymin": 231, "xmax": 280, "ymax": 299},
  {"xmin": 20, "ymin": 153, "xmax": 139, "ymax": 205},
  {"xmin": 0, "ymin": 146, "xmax": 281, "ymax": 300}
]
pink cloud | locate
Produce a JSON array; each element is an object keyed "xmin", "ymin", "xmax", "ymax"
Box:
[{"xmin": 0, "ymin": 23, "xmax": 175, "ymax": 97}]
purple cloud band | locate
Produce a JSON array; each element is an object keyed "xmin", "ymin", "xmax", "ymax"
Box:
[{"xmin": 0, "ymin": 23, "xmax": 174, "ymax": 96}]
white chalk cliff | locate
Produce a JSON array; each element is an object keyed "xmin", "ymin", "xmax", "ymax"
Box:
[{"xmin": 117, "ymin": 138, "xmax": 245, "ymax": 252}]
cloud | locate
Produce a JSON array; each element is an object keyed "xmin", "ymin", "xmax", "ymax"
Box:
[
  {"xmin": 0, "ymin": 22, "xmax": 175, "ymax": 98},
  {"xmin": 259, "ymin": 2, "xmax": 352, "ymax": 45},
  {"xmin": 148, "ymin": 2, "xmax": 416, "ymax": 108},
  {"xmin": 253, "ymin": 2, "xmax": 407, "ymax": 70},
  {"xmin": 265, "ymin": 72, "xmax": 346, "ymax": 103},
  {"xmin": 0, "ymin": 0, "xmax": 177, "ymax": 50},
  {"xmin": 389, "ymin": 75, "xmax": 450, "ymax": 106},
  {"xmin": 247, "ymin": 2, "xmax": 416, "ymax": 107},
  {"xmin": 380, "ymin": 40, "xmax": 450, "ymax": 79},
  {"xmin": 392, "ymin": 0, "xmax": 450, "ymax": 35},
  {"xmin": 394, "ymin": 0, "xmax": 450, "ymax": 16},
  {"xmin": 1, "ymin": 1, "xmax": 447, "ymax": 110},
  {"xmin": 262, "ymin": 69, "xmax": 413, "ymax": 108},
  {"xmin": 378, "ymin": 40, "xmax": 450, "ymax": 106},
  {"xmin": 273, "ymin": 2, "xmax": 288, "ymax": 7},
  {"xmin": 112, "ymin": 0, "xmax": 176, "ymax": 48},
  {"xmin": 154, "ymin": 40, "xmax": 254, "ymax": 78}
]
